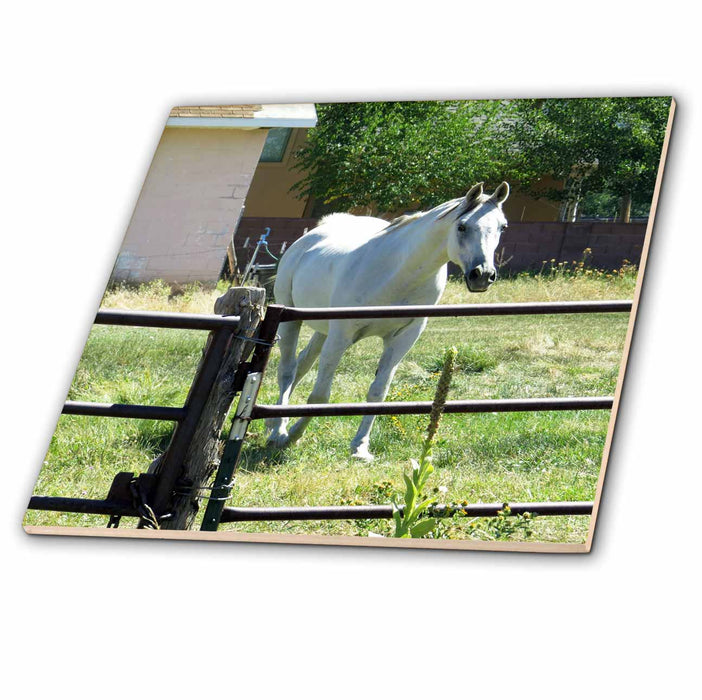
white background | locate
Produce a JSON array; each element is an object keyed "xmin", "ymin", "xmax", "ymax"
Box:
[{"xmin": 2, "ymin": 2, "xmax": 699, "ymax": 697}]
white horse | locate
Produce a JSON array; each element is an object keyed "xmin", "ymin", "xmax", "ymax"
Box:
[{"xmin": 267, "ymin": 181, "xmax": 510, "ymax": 461}]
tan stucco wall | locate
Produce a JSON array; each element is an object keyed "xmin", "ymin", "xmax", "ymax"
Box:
[
  {"xmin": 504, "ymin": 175, "xmax": 563, "ymax": 222},
  {"xmin": 113, "ymin": 126, "xmax": 268, "ymax": 285},
  {"xmin": 243, "ymin": 129, "xmax": 310, "ymax": 217},
  {"xmin": 504, "ymin": 192, "xmax": 560, "ymax": 222}
]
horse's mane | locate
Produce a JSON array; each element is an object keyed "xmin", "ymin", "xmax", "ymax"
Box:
[
  {"xmin": 379, "ymin": 211, "xmax": 425, "ymax": 234},
  {"xmin": 316, "ymin": 195, "xmax": 492, "ymax": 237},
  {"xmin": 314, "ymin": 211, "xmax": 425, "ymax": 236},
  {"xmin": 379, "ymin": 194, "xmax": 492, "ymax": 235}
]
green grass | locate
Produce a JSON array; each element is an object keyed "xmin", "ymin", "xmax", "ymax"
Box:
[{"xmin": 24, "ymin": 267, "xmax": 637, "ymax": 543}]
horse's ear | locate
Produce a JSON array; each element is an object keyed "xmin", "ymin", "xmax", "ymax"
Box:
[
  {"xmin": 490, "ymin": 182, "xmax": 510, "ymax": 205},
  {"xmin": 437, "ymin": 182, "xmax": 488, "ymax": 220},
  {"xmin": 465, "ymin": 182, "xmax": 484, "ymax": 209}
]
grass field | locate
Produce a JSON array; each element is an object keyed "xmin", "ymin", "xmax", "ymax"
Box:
[{"xmin": 25, "ymin": 263, "xmax": 638, "ymax": 543}]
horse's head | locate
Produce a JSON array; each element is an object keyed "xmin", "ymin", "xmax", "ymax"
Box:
[{"xmin": 444, "ymin": 182, "xmax": 510, "ymax": 292}]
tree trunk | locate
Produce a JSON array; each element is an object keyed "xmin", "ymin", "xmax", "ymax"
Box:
[
  {"xmin": 156, "ymin": 286, "xmax": 266, "ymax": 530},
  {"xmin": 560, "ymin": 177, "xmax": 583, "ymax": 222},
  {"xmin": 618, "ymin": 193, "xmax": 632, "ymax": 223}
]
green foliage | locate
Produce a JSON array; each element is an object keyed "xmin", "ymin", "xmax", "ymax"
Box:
[
  {"xmin": 370, "ymin": 480, "xmax": 395, "ymax": 502},
  {"xmin": 292, "ymin": 100, "xmax": 519, "ymax": 213},
  {"xmin": 511, "ymin": 97, "xmax": 671, "ymax": 215},
  {"xmin": 577, "ymin": 190, "xmax": 652, "ymax": 220},
  {"xmin": 291, "ymin": 97, "xmax": 670, "ymax": 220}
]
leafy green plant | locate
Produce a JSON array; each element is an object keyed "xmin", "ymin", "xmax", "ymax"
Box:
[
  {"xmin": 370, "ymin": 480, "xmax": 395, "ymax": 502},
  {"xmin": 475, "ymin": 505, "xmax": 536, "ymax": 540},
  {"xmin": 421, "ymin": 503, "xmax": 537, "ymax": 541},
  {"xmin": 391, "ymin": 457, "xmax": 438, "ymax": 538},
  {"xmin": 392, "ymin": 346, "xmax": 457, "ymax": 538}
]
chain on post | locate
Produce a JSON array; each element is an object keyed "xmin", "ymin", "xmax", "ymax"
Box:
[{"xmin": 130, "ymin": 478, "xmax": 160, "ymax": 530}]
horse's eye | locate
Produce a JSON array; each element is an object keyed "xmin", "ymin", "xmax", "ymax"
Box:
[{"xmin": 457, "ymin": 223, "xmax": 466, "ymax": 232}]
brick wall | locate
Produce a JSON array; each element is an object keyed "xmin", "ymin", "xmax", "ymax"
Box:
[
  {"xmin": 499, "ymin": 221, "xmax": 646, "ymax": 271},
  {"xmin": 237, "ymin": 217, "xmax": 647, "ymax": 275},
  {"xmin": 234, "ymin": 217, "xmax": 318, "ymax": 272}
]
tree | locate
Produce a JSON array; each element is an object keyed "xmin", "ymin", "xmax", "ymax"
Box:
[
  {"xmin": 291, "ymin": 98, "xmax": 671, "ymax": 222},
  {"xmin": 510, "ymin": 97, "xmax": 671, "ymax": 221},
  {"xmin": 291, "ymin": 100, "xmax": 522, "ymax": 214}
]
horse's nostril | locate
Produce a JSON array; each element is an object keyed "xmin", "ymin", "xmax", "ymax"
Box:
[
  {"xmin": 488, "ymin": 270, "xmax": 497, "ymax": 283},
  {"xmin": 468, "ymin": 268, "xmax": 480, "ymax": 282}
]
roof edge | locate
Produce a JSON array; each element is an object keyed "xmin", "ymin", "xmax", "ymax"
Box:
[
  {"xmin": 166, "ymin": 116, "xmax": 316, "ymax": 128},
  {"xmin": 166, "ymin": 103, "xmax": 317, "ymax": 129}
]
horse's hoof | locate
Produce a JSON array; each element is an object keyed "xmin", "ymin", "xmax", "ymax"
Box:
[
  {"xmin": 267, "ymin": 434, "xmax": 290, "ymax": 450},
  {"xmin": 351, "ymin": 446, "xmax": 374, "ymax": 462}
]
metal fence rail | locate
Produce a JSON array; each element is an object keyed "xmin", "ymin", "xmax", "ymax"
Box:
[
  {"xmin": 219, "ymin": 501, "xmax": 594, "ymax": 523},
  {"xmin": 28, "ymin": 298, "xmax": 632, "ymax": 534},
  {"xmin": 28, "ymin": 496, "xmax": 140, "ymax": 518},
  {"xmin": 60, "ymin": 309, "xmax": 244, "ymax": 422},
  {"xmin": 280, "ymin": 300, "xmax": 632, "ymax": 322},
  {"xmin": 95, "ymin": 308, "xmax": 241, "ymax": 330},
  {"xmin": 251, "ymin": 396, "xmax": 614, "ymax": 419},
  {"xmin": 62, "ymin": 401, "xmax": 187, "ymax": 421}
]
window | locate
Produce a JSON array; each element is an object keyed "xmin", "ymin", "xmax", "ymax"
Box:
[{"xmin": 259, "ymin": 127, "xmax": 292, "ymax": 162}]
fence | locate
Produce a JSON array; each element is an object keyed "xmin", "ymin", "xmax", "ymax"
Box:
[
  {"xmin": 27, "ymin": 294, "xmax": 631, "ymax": 534},
  {"xmin": 27, "ymin": 288, "xmax": 270, "ymax": 530},
  {"xmin": 237, "ymin": 217, "xmax": 647, "ymax": 273}
]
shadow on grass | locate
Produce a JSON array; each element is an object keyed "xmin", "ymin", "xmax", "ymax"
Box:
[
  {"xmin": 237, "ymin": 439, "xmax": 295, "ymax": 473},
  {"xmin": 132, "ymin": 422, "xmax": 174, "ymax": 455}
]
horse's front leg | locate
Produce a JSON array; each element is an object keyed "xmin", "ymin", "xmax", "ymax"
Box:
[
  {"xmin": 284, "ymin": 326, "xmax": 353, "ymax": 446},
  {"xmin": 350, "ymin": 319, "xmax": 427, "ymax": 461},
  {"xmin": 266, "ymin": 320, "xmax": 301, "ymax": 447},
  {"xmin": 267, "ymin": 326, "xmax": 327, "ymax": 448},
  {"xmin": 291, "ymin": 331, "xmax": 326, "ymax": 392}
]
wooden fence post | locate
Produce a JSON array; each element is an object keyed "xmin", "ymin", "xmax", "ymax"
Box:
[{"xmin": 155, "ymin": 286, "xmax": 266, "ymax": 530}]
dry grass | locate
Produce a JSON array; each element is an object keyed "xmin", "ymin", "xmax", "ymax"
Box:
[{"xmin": 102, "ymin": 280, "xmax": 225, "ymax": 313}]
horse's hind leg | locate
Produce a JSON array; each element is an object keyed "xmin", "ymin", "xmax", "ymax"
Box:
[{"xmin": 266, "ymin": 320, "xmax": 301, "ymax": 447}]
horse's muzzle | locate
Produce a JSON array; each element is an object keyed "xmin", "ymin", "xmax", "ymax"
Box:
[{"xmin": 465, "ymin": 265, "xmax": 497, "ymax": 292}]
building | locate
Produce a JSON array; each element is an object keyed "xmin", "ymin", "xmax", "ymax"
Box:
[{"xmin": 111, "ymin": 104, "xmax": 317, "ymax": 285}]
